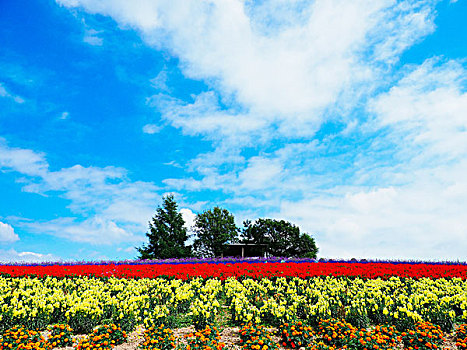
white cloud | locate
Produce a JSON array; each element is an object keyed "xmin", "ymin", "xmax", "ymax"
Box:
[
  {"xmin": 164, "ymin": 140, "xmax": 324, "ymax": 197},
  {"xmin": 20, "ymin": 216, "xmax": 144, "ymax": 245},
  {"xmin": 279, "ymin": 162, "xmax": 467, "ymax": 261},
  {"xmin": 150, "ymin": 92, "xmax": 269, "ymax": 143},
  {"xmin": 369, "ymin": 1, "xmax": 437, "ymax": 64},
  {"xmin": 60, "ymin": 111, "xmax": 70, "ymax": 120},
  {"xmin": 368, "ymin": 58, "xmax": 467, "ymax": 160},
  {"xmin": 0, "ymin": 84, "xmax": 8, "ymax": 97},
  {"xmin": 0, "ymin": 222, "xmax": 19, "ymax": 243},
  {"xmin": 142, "ymin": 123, "xmax": 162, "ymax": 134},
  {"xmin": 180, "ymin": 208, "xmax": 196, "ymax": 230},
  {"xmin": 117, "ymin": 246, "xmax": 136, "ymax": 254},
  {"xmin": 237, "ymin": 156, "xmax": 283, "ymax": 191},
  {"xmin": 0, "ymin": 140, "xmax": 161, "ymax": 244},
  {"xmin": 83, "ymin": 28, "xmax": 103, "ymax": 46},
  {"xmin": 0, "ymin": 248, "xmax": 58, "ymax": 263},
  {"xmin": 180, "ymin": 207, "xmax": 197, "ymax": 245},
  {"xmin": 0, "ymin": 82, "xmax": 25, "ymax": 104},
  {"xmin": 0, "ymin": 138, "xmax": 49, "ymax": 177},
  {"xmin": 58, "ymin": 0, "xmax": 438, "ymax": 139},
  {"xmin": 163, "ymin": 160, "xmax": 182, "ymax": 168},
  {"xmin": 150, "ymin": 68, "xmax": 170, "ymax": 92}
]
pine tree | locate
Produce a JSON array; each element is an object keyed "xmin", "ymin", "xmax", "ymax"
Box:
[{"xmin": 136, "ymin": 195, "xmax": 192, "ymax": 259}]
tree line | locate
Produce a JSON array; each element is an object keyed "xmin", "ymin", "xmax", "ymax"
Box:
[{"xmin": 136, "ymin": 194, "xmax": 318, "ymax": 260}]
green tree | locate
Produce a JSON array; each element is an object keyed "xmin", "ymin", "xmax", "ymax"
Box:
[
  {"xmin": 136, "ymin": 194, "xmax": 192, "ymax": 259},
  {"xmin": 241, "ymin": 218, "xmax": 318, "ymax": 258},
  {"xmin": 193, "ymin": 207, "xmax": 239, "ymax": 257}
]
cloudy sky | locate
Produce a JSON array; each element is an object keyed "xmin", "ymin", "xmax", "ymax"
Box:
[{"xmin": 0, "ymin": 0, "xmax": 466, "ymax": 263}]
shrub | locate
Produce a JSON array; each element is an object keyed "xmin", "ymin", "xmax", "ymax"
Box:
[
  {"xmin": 279, "ymin": 321, "xmax": 315, "ymax": 348},
  {"xmin": 185, "ymin": 324, "xmax": 225, "ymax": 350},
  {"xmin": 346, "ymin": 325, "xmax": 400, "ymax": 350},
  {"xmin": 68, "ymin": 311, "xmax": 99, "ymax": 335},
  {"xmin": 74, "ymin": 324, "xmax": 127, "ymax": 350},
  {"xmin": 400, "ymin": 321, "xmax": 444, "ymax": 350},
  {"xmin": 455, "ymin": 324, "xmax": 467, "ymax": 350},
  {"xmin": 316, "ymin": 318, "xmax": 357, "ymax": 347},
  {"xmin": 306, "ymin": 342, "xmax": 339, "ymax": 350},
  {"xmin": 141, "ymin": 324, "xmax": 176, "ymax": 350},
  {"xmin": 239, "ymin": 323, "xmax": 278, "ymax": 350},
  {"xmin": 0, "ymin": 325, "xmax": 50, "ymax": 350},
  {"xmin": 47, "ymin": 324, "xmax": 74, "ymax": 348}
]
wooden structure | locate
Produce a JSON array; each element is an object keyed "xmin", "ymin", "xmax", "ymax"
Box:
[{"xmin": 222, "ymin": 243, "xmax": 268, "ymax": 258}]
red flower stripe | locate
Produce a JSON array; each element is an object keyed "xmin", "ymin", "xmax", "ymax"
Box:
[{"xmin": 0, "ymin": 262, "xmax": 466, "ymax": 280}]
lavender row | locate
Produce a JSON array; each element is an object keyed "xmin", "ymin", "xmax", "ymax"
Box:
[{"xmin": 1, "ymin": 256, "xmax": 466, "ymax": 267}]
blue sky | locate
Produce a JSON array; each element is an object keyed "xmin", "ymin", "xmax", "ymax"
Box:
[{"xmin": 0, "ymin": 0, "xmax": 466, "ymax": 262}]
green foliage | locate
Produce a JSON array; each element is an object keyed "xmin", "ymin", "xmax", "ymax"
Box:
[
  {"xmin": 0, "ymin": 312, "xmax": 13, "ymax": 333},
  {"xmin": 137, "ymin": 195, "xmax": 192, "ymax": 260},
  {"xmin": 345, "ymin": 307, "xmax": 370, "ymax": 329},
  {"xmin": 68, "ymin": 312, "xmax": 100, "ymax": 334},
  {"xmin": 193, "ymin": 207, "xmax": 238, "ymax": 257},
  {"xmin": 68, "ymin": 311, "xmax": 99, "ymax": 334},
  {"xmin": 298, "ymin": 233, "xmax": 319, "ymax": 259},
  {"xmin": 425, "ymin": 305, "xmax": 455, "ymax": 333},
  {"xmin": 241, "ymin": 219, "xmax": 318, "ymax": 258}
]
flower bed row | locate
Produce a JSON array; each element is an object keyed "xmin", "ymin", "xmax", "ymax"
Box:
[
  {"xmin": 1, "ymin": 261, "xmax": 467, "ymax": 279},
  {"xmin": 3, "ymin": 257, "xmax": 466, "ymax": 267},
  {"xmin": 2, "ymin": 320, "xmax": 467, "ymax": 350},
  {"xmin": 1, "ymin": 275, "xmax": 466, "ymax": 334},
  {"xmin": 0, "ymin": 323, "xmax": 126, "ymax": 350}
]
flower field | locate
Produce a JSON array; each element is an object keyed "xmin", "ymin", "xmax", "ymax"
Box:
[
  {"xmin": 1, "ymin": 259, "xmax": 467, "ymax": 279},
  {"xmin": 1, "ymin": 260, "xmax": 467, "ymax": 350}
]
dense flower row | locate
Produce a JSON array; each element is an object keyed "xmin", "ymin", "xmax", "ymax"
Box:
[
  {"xmin": 0, "ymin": 323, "xmax": 125, "ymax": 350},
  {"xmin": 141, "ymin": 324, "xmax": 176, "ymax": 350},
  {"xmin": 240, "ymin": 322, "xmax": 279, "ymax": 350},
  {"xmin": 280, "ymin": 319, "xmax": 451, "ymax": 350},
  {"xmin": 184, "ymin": 324, "xmax": 225, "ymax": 350},
  {"xmin": 0, "ymin": 326, "xmax": 50, "ymax": 350},
  {"xmin": 243, "ymin": 319, "xmax": 467, "ymax": 350},
  {"xmin": 279, "ymin": 318, "xmax": 402, "ymax": 350},
  {"xmin": 457, "ymin": 324, "xmax": 467, "ymax": 349},
  {"xmin": 2, "ymin": 257, "xmax": 466, "ymax": 267},
  {"xmin": 47, "ymin": 324, "xmax": 74, "ymax": 348},
  {"xmin": 4, "ymin": 320, "xmax": 467, "ymax": 350},
  {"xmin": 75, "ymin": 324, "xmax": 127, "ymax": 350},
  {"xmin": 1, "ymin": 261, "xmax": 467, "ymax": 279},
  {"xmin": 1, "ymin": 275, "xmax": 466, "ymax": 333}
]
